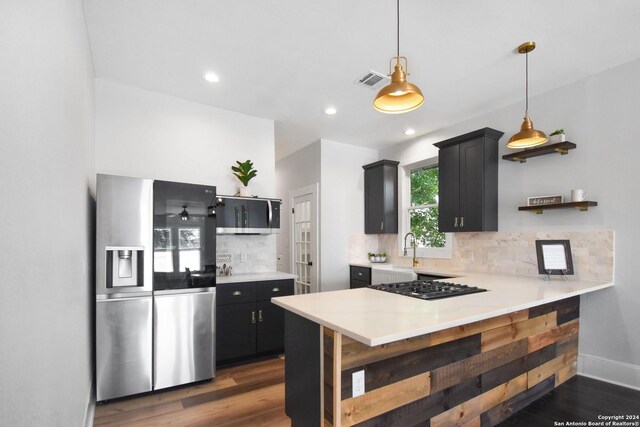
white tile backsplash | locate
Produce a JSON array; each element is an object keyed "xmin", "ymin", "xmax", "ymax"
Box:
[
  {"xmin": 216, "ymin": 234, "xmax": 277, "ymax": 274},
  {"xmin": 348, "ymin": 230, "xmax": 614, "ymax": 282}
]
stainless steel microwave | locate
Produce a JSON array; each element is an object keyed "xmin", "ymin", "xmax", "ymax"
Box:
[{"xmin": 215, "ymin": 195, "xmax": 281, "ymax": 234}]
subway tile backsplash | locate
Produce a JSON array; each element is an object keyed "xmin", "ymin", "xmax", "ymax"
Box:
[
  {"xmin": 216, "ymin": 234, "xmax": 277, "ymax": 274},
  {"xmin": 349, "ymin": 231, "xmax": 614, "ymax": 282}
]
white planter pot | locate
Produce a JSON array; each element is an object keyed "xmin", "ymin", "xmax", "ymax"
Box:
[
  {"xmin": 239, "ymin": 186, "xmax": 251, "ymax": 197},
  {"xmin": 549, "ymin": 134, "xmax": 566, "ymax": 143}
]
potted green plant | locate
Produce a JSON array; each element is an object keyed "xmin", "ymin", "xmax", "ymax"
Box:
[
  {"xmin": 231, "ymin": 160, "xmax": 258, "ymax": 197},
  {"xmin": 549, "ymin": 129, "xmax": 566, "ymax": 143}
]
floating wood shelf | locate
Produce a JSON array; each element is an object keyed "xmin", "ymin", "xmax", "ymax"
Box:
[
  {"xmin": 519, "ymin": 201, "xmax": 598, "ymax": 214},
  {"xmin": 503, "ymin": 141, "xmax": 577, "ymax": 163}
]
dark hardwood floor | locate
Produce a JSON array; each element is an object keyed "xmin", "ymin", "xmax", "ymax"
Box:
[
  {"xmin": 498, "ymin": 376, "xmax": 640, "ymax": 427},
  {"xmin": 94, "ymin": 356, "xmax": 639, "ymax": 426},
  {"xmin": 93, "ymin": 356, "xmax": 290, "ymax": 426}
]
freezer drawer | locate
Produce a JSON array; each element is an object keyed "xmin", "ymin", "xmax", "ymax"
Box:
[
  {"xmin": 96, "ymin": 296, "xmax": 153, "ymax": 401},
  {"xmin": 154, "ymin": 290, "xmax": 216, "ymax": 390}
]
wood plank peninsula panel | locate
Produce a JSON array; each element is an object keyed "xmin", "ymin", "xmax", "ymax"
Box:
[{"xmin": 285, "ymin": 297, "xmax": 580, "ymax": 427}]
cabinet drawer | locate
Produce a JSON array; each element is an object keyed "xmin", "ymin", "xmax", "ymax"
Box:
[
  {"xmin": 350, "ymin": 279, "xmax": 370, "ymax": 289},
  {"xmin": 257, "ymin": 279, "xmax": 294, "ymax": 301},
  {"xmin": 217, "ymin": 282, "xmax": 256, "ymax": 305},
  {"xmin": 350, "ymin": 266, "xmax": 371, "ymax": 283}
]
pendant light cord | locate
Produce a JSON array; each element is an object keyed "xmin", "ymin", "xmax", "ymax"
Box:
[
  {"xmin": 396, "ymin": 0, "xmax": 400, "ymax": 58},
  {"xmin": 525, "ymin": 51, "xmax": 529, "ymax": 116}
]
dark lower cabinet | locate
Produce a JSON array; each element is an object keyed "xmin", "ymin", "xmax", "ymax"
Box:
[
  {"xmin": 350, "ymin": 265, "xmax": 371, "ymax": 289},
  {"xmin": 216, "ymin": 302, "xmax": 256, "ymax": 361},
  {"xmin": 256, "ymin": 301, "xmax": 285, "ymax": 353},
  {"xmin": 216, "ymin": 279, "xmax": 294, "ymax": 365}
]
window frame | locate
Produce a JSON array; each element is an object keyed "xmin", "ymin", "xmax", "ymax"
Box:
[{"xmin": 399, "ymin": 157, "xmax": 452, "ymax": 259}]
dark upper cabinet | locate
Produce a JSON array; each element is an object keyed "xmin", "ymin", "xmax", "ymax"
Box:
[
  {"xmin": 434, "ymin": 128, "xmax": 503, "ymax": 233},
  {"xmin": 363, "ymin": 160, "xmax": 399, "ymax": 234}
]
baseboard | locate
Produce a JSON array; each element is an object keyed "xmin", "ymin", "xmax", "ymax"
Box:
[
  {"xmin": 83, "ymin": 380, "xmax": 95, "ymax": 427},
  {"xmin": 578, "ymin": 353, "xmax": 640, "ymax": 391}
]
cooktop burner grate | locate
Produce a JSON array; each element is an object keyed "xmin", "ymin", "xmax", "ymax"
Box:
[{"xmin": 369, "ymin": 280, "xmax": 487, "ymax": 300}]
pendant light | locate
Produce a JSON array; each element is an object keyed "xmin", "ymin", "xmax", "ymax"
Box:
[
  {"xmin": 180, "ymin": 205, "xmax": 189, "ymax": 221},
  {"xmin": 373, "ymin": 0, "xmax": 424, "ymax": 114},
  {"xmin": 507, "ymin": 41, "xmax": 548, "ymax": 148}
]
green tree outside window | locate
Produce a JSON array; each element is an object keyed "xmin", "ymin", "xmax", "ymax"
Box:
[{"xmin": 409, "ymin": 167, "xmax": 446, "ymax": 248}]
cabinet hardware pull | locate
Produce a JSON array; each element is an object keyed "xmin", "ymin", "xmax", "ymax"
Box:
[
  {"xmin": 272, "ymin": 287, "xmax": 280, "ymax": 292},
  {"xmin": 380, "ymin": 221, "xmax": 384, "ymax": 231},
  {"xmin": 258, "ymin": 310, "xmax": 263, "ymax": 322},
  {"xmin": 454, "ymin": 217, "xmax": 458, "ymax": 227},
  {"xmin": 460, "ymin": 216, "xmax": 464, "ymax": 227},
  {"xmin": 358, "ymin": 272, "xmax": 362, "ymax": 276},
  {"xmin": 233, "ymin": 291, "xmax": 242, "ymax": 296},
  {"xmin": 251, "ymin": 311, "xmax": 256, "ymax": 324}
]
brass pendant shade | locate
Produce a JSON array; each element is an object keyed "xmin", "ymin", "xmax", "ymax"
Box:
[
  {"xmin": 507, "ymin": 115, "xmax": 548, "ymax": 148},
  {"xmin": 373, "ymin": 0, "xmax": 424, "ymax": 114},
  {"xmin": 507, "ymin": 41, "xmax": 548, "ymax": 149},
  {"xmin": 374, "ymin": 60, "xmax": 424, "ymax": 114}
]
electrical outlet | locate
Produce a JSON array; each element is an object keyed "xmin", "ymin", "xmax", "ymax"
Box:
[
  {"xmin": 240, "ymin": 252, "xmax": 247, "ymax": 262},
  {"xmin": 352, "ymin": 370, "xmax": 365, "ymax": 397}
]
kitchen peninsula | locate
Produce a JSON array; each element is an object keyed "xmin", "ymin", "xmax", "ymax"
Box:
[{"xmin": 272, "ymin": 273, "xmax": 612, "ymax": 426}]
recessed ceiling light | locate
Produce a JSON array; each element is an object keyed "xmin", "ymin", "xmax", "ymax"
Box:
[
  {"xmin": 324, "ymin": 107, "xmax": 337, "ymax": 115},
  {"xmin": 404, "ymin": 128, "xmax": 416, "ymax": 135},
  {"xmin": 204, "ymin": 72, "xmax": 220, "ymax": 83}
]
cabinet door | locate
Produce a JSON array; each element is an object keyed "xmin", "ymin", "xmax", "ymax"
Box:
[
  {"xmin": 459, "ymin": 138, "xmax": 486, "ymax": 231},
  {"xmin": 438, "ymin": 145, "xmax": 460, "ymax": 232},
  {"xmin": 216, "ymin": 302, "xmax": 256, "ymax": 362},
  {"xmin": 256, "ymin": 300, "xmax": 285, "ymax": 354},
  {"xmin": 364, "ymin": 165, "xmax": 384, "ymax": 234},
  {"xmin": 364, "ymin": 161, "xmax": 399, "ymax": 234}
]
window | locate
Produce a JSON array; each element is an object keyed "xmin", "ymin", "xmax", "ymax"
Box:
[
  {"xmin": 153, "ymin": 228, "xmax": 174, "ymax": 272},
  {"xmin": 409, "ymin": 166, "xmax": 446, "ymax": 248},
  {"xmin": 400, "ymin": 158, "xmax": 451, "ymax": 259},
  {"xmin": 178, "ymin": 228, "xmax": 201, "ymax": 272}
]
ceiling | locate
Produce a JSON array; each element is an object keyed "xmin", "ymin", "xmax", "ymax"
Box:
[{"xmin": 83, "ymin": 0, "xmax": 640, "ymax": 160}]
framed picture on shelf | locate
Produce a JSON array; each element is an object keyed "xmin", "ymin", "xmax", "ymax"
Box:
[{"xmin": 535, "ymin": 240, "xmax": 574, "ymax": 277}]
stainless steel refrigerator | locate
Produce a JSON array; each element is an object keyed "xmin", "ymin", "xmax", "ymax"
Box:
[{"xmin": 96, "ymin": 174, "xmax": 217, "ymax": 402}]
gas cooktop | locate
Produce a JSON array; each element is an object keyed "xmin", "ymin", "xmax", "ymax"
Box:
[{"xmin": 369, "ymin": 280, "xmax": 487, "ymax": 300}]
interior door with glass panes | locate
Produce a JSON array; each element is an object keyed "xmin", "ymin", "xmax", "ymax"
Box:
[{"xmin": 292, "ymin": 191, "xmax": 317, "ymax": 294}]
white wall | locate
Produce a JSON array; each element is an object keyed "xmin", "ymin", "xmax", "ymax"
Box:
[
  {"xmin": 380, "ymin": 58, "xmax": 640, "ymax": 388},
  {"xmin": 275, "ymin": 142, "xmax": 321, "ymax": 274},
  {"xmin": 275, "ymin": 139, "xmax": 377, "ymax": 292},
  {"xmin": 0, "ymin": 1, "xmax": 95, "ymax": 425},
  {"xmin": 320, "ymin": 139, "xmax": 378, "ymax": 292},
  {"xmin": 95, "ymin": 79, "xmax": 275, "ymax": 196}
]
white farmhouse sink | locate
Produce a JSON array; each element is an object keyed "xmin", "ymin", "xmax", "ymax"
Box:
[
  {"xmin": 371, "ymin": 264, "xmax": 417, "ymax": 285},
  {"xmin": 371, "ymin": 264, "xmax": 413, "ymax": 270}
]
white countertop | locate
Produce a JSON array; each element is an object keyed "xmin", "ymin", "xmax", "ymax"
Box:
[
  {"xmin": 217, "ymin": 272, "xmax": 296, "ymax": 284},
  {"xmin": 272, "ymin": 272, "xmax": 612, "ymax": 347}
]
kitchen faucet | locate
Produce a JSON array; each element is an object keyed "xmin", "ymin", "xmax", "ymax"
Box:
[{"xmin": 403, "ymin": 232, "xmax": 419, "ymax": 267}]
